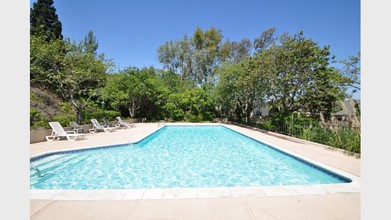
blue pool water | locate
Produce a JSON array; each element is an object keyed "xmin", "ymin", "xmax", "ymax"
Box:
[{"xmin": 30, "ymin": 125, "xmax": 350, "ymax": 189}]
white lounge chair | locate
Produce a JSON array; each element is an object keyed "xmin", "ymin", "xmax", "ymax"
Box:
[
  {"xmin": 46, "ymin": 122, "xmax": 86, "ymax": 141},
  {"xmin": 70, "ymin": 121, "xmax": 83, "ymax": 133},
  {"xmin": 90, "ymin": 119, "xmax": 116, "ymax": 133},
  {"xmin": 115, "ymin": 116, "xmax": 134, "ymax": 128}
]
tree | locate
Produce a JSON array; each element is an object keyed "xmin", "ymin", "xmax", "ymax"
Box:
[
  {"xmin": 30, "ymin": 0, "xmax": 63, "ymax": 41},
  {"xmin": 193, "ymin": 27, "xmax": 223, "ymax": 86},
  {"xmin": 301, "ymin": 67, "xmax": 346, "ymax": 118},
  {"xmin": 157, "ymin": 36, "xmax": 194, "ymax": 82},
  {"xmin": 217, "ymin": 56, "xmax": 270, "ymax": 122},
  {"xmin": 266, "ymin": 31, "xmax": 346, "ymax": 119},
  {"xmin": 254, "ymin": 27, "xmax": 276, "ymax": 53},
  {"xmin": 103, "ymin": 67, "xmax": 169, "ymax": 119},
  {"xmin": 158, "ymin": 27, "xmax": 224, "ymax": 87},
  {"xmin": 221, "ymin": 38, "xmax": 252, "ymax": 63},
  {"xmin": 340, "ymin": 52, "xmax": 361, "ymax": 95},
  {"xmin": 83, "ymin": 31, "xmax": 99, "ymax": 56},
  {"xmin": 52, "ymin": 38, "xmax": 111, "ymax": 124},
  {"xmin": 157, "ymin": 40, "xmax": 181, "ymax": 74},
  {"xmin": 163, "ymin": 87, "xmax": 215, "ymax": 121},
  {"xmin": 30, "ymin": 35, "xmax": 65, "ymax": 88}
]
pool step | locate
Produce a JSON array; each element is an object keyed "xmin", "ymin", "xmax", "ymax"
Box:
[
  {"xmin": 30, "ymin": 154, "xmax": 77, "ymax": 173},
  {"xmin": 30, "ymin": 154, "xmax": 88, "ymax": 178}
]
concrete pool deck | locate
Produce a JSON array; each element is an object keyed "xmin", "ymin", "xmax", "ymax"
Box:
[{"xmin": 30, "ymin": 122, "xmax": 361, "ymax": 219}]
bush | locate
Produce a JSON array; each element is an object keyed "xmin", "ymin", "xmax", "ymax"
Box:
[
  {"xmin": 30, "ymin": 108, "xmax": 49, "ymax": 129},
  {"xmin": 296, "ymin": 126, "xmax": 360, "ymax": 154},
  {"xmin": 83, "ymin": 109, "xmax": 120, "ymax": 124},
  {"xmin": 258, "ymin": 114, "xmax": 361, "ymax": 154},
  {"xmin": 201, "ymin": 111, "xmax": 215, "ymax": 122},
  {"xmin": 259, "ymin": 119, "xmax": 273, "ymax": 130},
  {"xmin": 53, "ymin": 114, "xmax": 76, "ymax": 128},
  {"xmin": 326, "ymin": 128, "xmax": 360, "ymax": 153}
]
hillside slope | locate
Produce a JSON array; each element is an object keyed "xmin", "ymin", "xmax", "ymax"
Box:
[{"xmin": 30, "ymin": 86, "xmax": 71, "ymax": 129}]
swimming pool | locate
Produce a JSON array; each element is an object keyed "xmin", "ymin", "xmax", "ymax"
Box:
[{"xmin": 30, "ymin": 125, "xmax": 351, "ymax": 190}]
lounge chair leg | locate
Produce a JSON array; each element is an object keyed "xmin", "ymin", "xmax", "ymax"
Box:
[
  {"xmin": 45, "ymin": 136, "xmax": 56, "ymax": 141},
  {"xmin": 66, "ymin": 136, "xmax": 77, "ymax": 141}
]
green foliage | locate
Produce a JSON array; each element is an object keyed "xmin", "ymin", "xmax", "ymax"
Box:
[
  {"xmin": 259, "ymin": 114, "xmax": 360, "ymax": 153},
  {"xmin": 56, "ymin": 38, "xmax": 112, "ymax": 124},
  {"xmin": 302, "ymin": 126, "xmax": 361, "ymax": 153},
  {"xmin": 339, "ymin": 51, "xmax": 361, "ymax": 95},
  {"xmin": 102, "ymin": 66, "xmax": 169, "ymax": 120},
  {"xmin": 258, "ymin": 119, "xmax": 273, "ymax": 131},
  {"xmin": 30, "ymin": 31, "xmax": 112, "ymax": 125},
  {"xmin": 83, "ymin": 31, "xmax": 99, "ymax": 55},
  {"xmin": 81, "ymin": 101, "xmax": 119, "ymax": 124},
  {"xmin": 163, "ymin": 87, "xmax": 215, "ymax": 122},
  {"xmin": 52, "ymin": 114, "xmax": 76, "ymax": 128},
  {"xmin": 158, "ymin": 26, "xmax": 223, "ymax": 86},
  {"xmin": 30, "ymin": 0, "xmax": 63, "ymax": 41},
  {"xmin": 217, "ymin": 56, "xmax": 269, "ymax": 123},
  {"xmin": 30, "ymin": 36, "xmax": 65, "ymax": 88},
  {"xmin": 326, "ymin": 128, "xmax": 361, "ymax": 153},
  {"xmin": 83, "ymin": 110, "xmax": 119, "ymax": 124},
  {"xmin": 254, "ymin": 27, "xmax": 276, "ymax": 53},
  {"xmin": 30, "ymin": 90, "xmax": 39, "ymax": 103},
  {"xmin": 220, "ymin": 38, "xmax": 252, "ymax": 63},
  {"xmin": 60, "ymin": 102, "xmax": 75, "ymax": 114},
  {"xmin": 264, "ymin": 31, "xmax": 347, "ymax": 119},
  {"xmin": 30, "ymin": 108, "xmax": 49, "ymax": 129}
]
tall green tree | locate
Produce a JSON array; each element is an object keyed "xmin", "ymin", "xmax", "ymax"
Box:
[
  {"xmin": 30, "ymin": 0, "xmax": 63, "ymax": 41},
  {"xmin": 254, "ymin": 27, "xmax": 276, "ymax": 53},
  {"xmin": 221, "ymin": 38, "xmax": 252, "ymax": 63},
  {"xmin": 83, "ymin": 31, "xmax": 99, "ymax": 56},
  {"xmin": 102, "ymin": 67, "xmax": 169, "ymax": 119},
  {"xmin": 157, "ymin": 40, "xmax": 181, "ymax": 74},
  {"xmin": 340, "ymin": 51, "xmax": 361, "ymax": 95},
  {"xmin": 158, "ymin": 27, "xmax": 223, "ymax": 87},
  {"xmin": 30, "ymin": 35, "xmax": 65, "ymax": 88},
  {"xmin": 217, "ymin": 56, "xmax": 270, "ymax": 122},
  {"xmin": 52, "ymin": 38, "xmax": 111, "ymax": 124},
  {"xmin": 157, "ymin": 36, "xmax": 194, "ymax": 82},
  {"xmin": 30, "ymin": 0, "xmax": 65, "ymax": 88},
  {"xmin": 267, "ymin": 31, "xmax": 346, "ymax": 119},
  {"xmin": 301, "ymin": 66, "xmax": 346, "ymax": 117},
  {"xmin": 193, "ymin": 27, "xmax": 223, "ymax": 86}
]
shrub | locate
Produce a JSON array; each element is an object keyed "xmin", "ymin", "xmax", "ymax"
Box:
[
  {"xmin": 53, "ymin": 114, "xmax": 76, "ymax": 128},
  {"xmin": 259, "ymin": 119, "xmax": 273, "ymax": 130},
  {"xmin": 258, "ymin": 113, "xmax": 360, "ymax": 154},
  {"xmin": 326, "ymin": 128, "xmax": 360, "ymax": 153},
  {"xmin": 83, "ymin": 109, "xmax": 120, "ymax": 124},
  {"xmin": 30, "ymin": 108, "xmax": 49, "ymax": 129}
]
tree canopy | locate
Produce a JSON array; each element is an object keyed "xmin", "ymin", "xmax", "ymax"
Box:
[{"xmin": 30, "ymin": 0, "xmax": 63, "ymax": 41}]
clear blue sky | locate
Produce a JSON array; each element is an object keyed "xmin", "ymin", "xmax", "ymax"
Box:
[{"xmin": 30, "ymin": 0, "xmax": 360, "ymax": 71}]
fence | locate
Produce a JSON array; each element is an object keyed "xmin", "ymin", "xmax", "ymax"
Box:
[{"xmin": 258, "ymin": 119, "xmax": 361, "ymax": 154}]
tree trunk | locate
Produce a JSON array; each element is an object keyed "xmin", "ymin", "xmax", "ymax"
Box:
[
  {"xmin": 128, "ymin": 107, "xmax": 135, "ymax": 118},
  {"xmin": 77, "ymin": 108, "xmax": 83, "ymax": 125}
]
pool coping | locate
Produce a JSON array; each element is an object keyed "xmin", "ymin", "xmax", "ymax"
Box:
[{"xmin": 30, "ymin": 123, "xmax": 360, "ymax": 200}]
